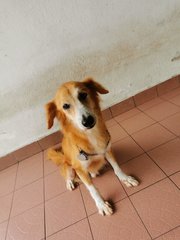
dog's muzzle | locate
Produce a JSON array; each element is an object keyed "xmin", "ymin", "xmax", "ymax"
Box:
[{"xmin": 82, "ymin": 115, "xmax": 96, "ymax": 129}]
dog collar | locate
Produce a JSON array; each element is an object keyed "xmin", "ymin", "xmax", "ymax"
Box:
[
  {"xmin": 77, "ymin": 131, "xmax": 110, "ymax": 161},
  {"xmin": 78, "ymin": 150, "xmax": 97, "ymax": 161}
]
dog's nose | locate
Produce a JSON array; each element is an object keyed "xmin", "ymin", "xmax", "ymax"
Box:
[{"xmin": 82, "ymin": 115, "xmax": 95, "ymax": 129}]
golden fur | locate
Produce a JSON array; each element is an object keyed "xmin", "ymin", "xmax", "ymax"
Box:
[{"xmin": 45, "ymin": 77, "xmax": 139, "ymax": 215}]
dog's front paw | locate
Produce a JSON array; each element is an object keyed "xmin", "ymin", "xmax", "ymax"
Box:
[
  {"xmin": 66, "ymin": 179, "xmax": 76, "ymax": 191},
  {"xmin": 90, "ymin": 171, "xmax": 100, "ymax": 178},
  {"xmin": 97, "ymin": 201, "xmax": 113, "ymax": 216},
  {"xmin": 122, "ymin": 176, "xmax": 139, "ymax": 188}
]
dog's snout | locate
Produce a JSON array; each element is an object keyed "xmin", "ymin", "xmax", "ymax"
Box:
[{"xmin": 82, "ymin": 115, "xmax": 95, "ymax": 129}]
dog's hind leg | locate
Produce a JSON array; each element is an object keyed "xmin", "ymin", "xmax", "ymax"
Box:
[
  {"xmin": 76, "ymin": 168, "xmax": 113, "ymax": 216},
  {"xmin": 105, "ymin": 149, "xmax": 139, "ymax": 187},
  {"xmin": 60, "ymin": 164, "xmax": 77, "ymax": 191}
]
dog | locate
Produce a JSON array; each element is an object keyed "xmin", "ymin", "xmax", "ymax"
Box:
[{"xmin": 45, "ymin": 78, "xmax": 139, "ymax": 216}]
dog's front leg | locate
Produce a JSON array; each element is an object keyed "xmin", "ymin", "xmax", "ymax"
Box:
[
  {"xmin": 76, "ymin": 169, "xmax": 113, "ymax": 216},
  {"xmin": 105, "ymin": 149, "xmax": 139, "ymax": 187}
]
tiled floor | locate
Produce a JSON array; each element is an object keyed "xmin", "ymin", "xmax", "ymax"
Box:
[{"xmin": 1, "ymin": 87, "xmax": 180, "ymax": 240}]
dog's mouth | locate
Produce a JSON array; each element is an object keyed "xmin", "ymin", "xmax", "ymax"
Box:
[{"xmin": 82, "ymin": 115, "xmax": 96, "ymax": 129}]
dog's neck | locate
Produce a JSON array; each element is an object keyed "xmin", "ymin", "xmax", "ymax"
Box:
[{"xmin": 61, "ymin": 115, "xmax": 110, "ymax": 153}]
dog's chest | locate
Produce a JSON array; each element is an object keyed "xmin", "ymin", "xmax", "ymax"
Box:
[
  {"xmin": 79, "ymin": 154, "xmax": 104, "ymax": 170},
  {"xmin": 87, "ymin": 134, "xmax": 98, "ymax": 148},
  {"xmin": 78, "ymin": 130, "xmax": 111, "ymax": 170}
]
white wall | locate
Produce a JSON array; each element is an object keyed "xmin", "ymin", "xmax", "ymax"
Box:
[{"xmin": 0, "ymin": 0, "xmax": 180, "ymax": 156}]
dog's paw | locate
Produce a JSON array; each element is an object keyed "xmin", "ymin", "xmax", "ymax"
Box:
[
  {"xmin": 66, "ymin": 179, "xmax": 76, "ymax": 191},
  {"xmin": 90, "ymin": 172, "xmax": 100, "ymax": 178},
  {"xmin": 122, "ymin": 176, "xmax": 139, "ymax": 188},
  {"xmin": 97, "ymin": 201, "xmax": 113, "ymax": 216}
]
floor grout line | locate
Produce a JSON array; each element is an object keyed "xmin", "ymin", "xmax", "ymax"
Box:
[
  {"xmin": 114, "ymin": 176, "xmax": 153, "ymax": 239},
  {"xmin": 2, "ymin": 148, "xmax": 177, "ymax": 235},
  {"xmin": 128, "ymin": 197, "xmax": 153, "ymax": 239},
  {"xmin": 45, "ymin": 216, "xmax": 87, "ymax": 239},
  {"xmin": 42, "ymin": 151, "xmax": 47, "ymax": 240},
  {"xmin": 160, "ymin": 97, "xmax": 180, "ymax": 108},
  {"xmin": 158, "ymin": 120, "xmax": 180, "ymax": 137},
  {"xmin": 137, "ymin": 103, "xmax": 180, "ymax": 136},
  {"xmin": 116, "ymin": 114, "xmax": 180, "ymax": 193},
  {"xmin": 79, "ymin": 186, "xmax": 95, "ymax": 240},
  {"xmin": 125, "ymin": 176, "xmax": 168, "ymax": 197},
  {"xmin": 152, "ymin": 225, "xmax": 180, "ymax": 240},
  {"xmin": 6, "ymin": 202, "xmax": 44, "ymax": 222},
  {"xmin": 115, "ymin": 114, "xmax": 177, "ymax": 153},
  {"xmin": 5, "ymin": 161, "xmax": 19, "ymax": 240},
  {"xmin": 83, "ymin": 193, "xmax": 129, "ymax": 219},
  {"xmin": 118, "ymin": 152, "xmax": 145, "ymax": 167},
  {"xmin": 113, "ymin": 118, "xmax": 180, "ymax": 195},
  {"xmin": 115, "ymin": 117, "xmax": 157, "ymax": 135},
  {"xmin": 157, "ymin": 86, "xmax": 180, "ymax": 98},
  {"xmin": 167, "ymin": 175, "xmax": 180, "ymax": 190},
  {"xmin": 2, "ymin": 156, "xmax": 45, "ymax": 227},
  {"xmin": 14, "ymin": 176, "xmax": 44, "ymax": 192},
  {"xmin": 168, "ymin": 170, "xmax": 180, "ymax": 177},
  {"xmin": 37, "ymin": 141, "xmax": 44, "ymax": 152},
  {"xmin": 13, "ymin": 148, "xmax": 43, "ymax": 163},
  {"xmin": 0, "ymin": 174, "xmax": 44, "ymax": 203}
]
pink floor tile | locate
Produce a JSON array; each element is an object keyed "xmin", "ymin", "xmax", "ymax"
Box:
[
  {"xmin": 11, "ymin": 179, "xmax": 43, "ymax": 217},
  {"xmin": 80, "ymin": 170, "xmax": 127, "ymax": 216},
  {"xmin": 169, "ymin": 94, "xmax": 180, "ymax": 106},
  {"xmin": 148, "ymin": 138, "xmax": 180, "ymax": 175},
  {"xmin": 0, "ymin": 193, "xmax": 13, "ymax": 224},
  {"xmin": 7, "ymin": 204, "xmax": 44, "ymax": 240},
  {"xmin": 44, "ymin": 148, "xmax": 59, "ymax": 176},
  {"xmin": 105, "ymin": 118, "xmax": 117, "ymax": 128},
  {"xmin": 38, "ymin": 132, "xmax": 62, "ymax": 150},
  {"xmin": 114, "ymin": 108, "xmax": 141, "ymax": 123},
  {"xmin": 89, "ymin": 198, "xmax": 151, "ymax": 240},
  {"xmin": 156, "ymin": 227, "xmax": 180, "ymax": 240},
  {"xmin": 120, "ymin": 154, "xmax": 165, "ymax": 195},
  {"xmin": 108, "ymin": 123, "xmax": 128, "ymax": 143},
  {"xmin": 112, "ymin": 136, "xmax": 144, "ymax": 165},
  {"xmin": 47, "ymin": 219, "xmax": 92, "ymax": 240},
  {"xmin": 0, "ymin": 153, "xmax": 17, "ymax": 172},
  {"xmin": 170, "ymin": 172, "xmax": 180, "ymax": 188},
  {"xmin": 144, "ymin": 101, "xmax": 180, "ymax": 121},
  {"xmin": 160, "ymin": 112, "xmax": 180, "ymax": 136},
  {"xmin": 110, "ymin": 97, "xmax": 135, "ymax": 117},
  {"xmin": 134, "ymin": 86, "xmax": 157, "ymax": 106},
  {"xmin": 130, "ymin": 178, "xmax": 180, "ymax": 238},
  {"xmin": 44, "ymin": 170, "xmax": 67, "ymax": 201},
  {"xmin": 102, "ymin": 108, "xmax": 112, "ymax": 121},
  {"xmin": 0, "ymin": 221, "xmax": 8, "ymax": 240},
  {"xmin": 45, "ymin": 189, "xmax": 86, "ymax": 237},
  {"xmin": 132, "ymin": 123, "xmax": 175, "ymax": 151},
  {"xmin": 157, "ymin": 78, "xmax": 179, "ymax": 96},
  {"xmin": 137, "ymin": 97, "xmax": 163, "ymax": 111},
  {"xmin": 15, "ymin": 152, "xmax": 43, "ymax": 189},
  {"xmin": 120, "ymin": 112, "xmax": 155, "ymax": 134},
  {"xmin": 160, "ymin": 87, "xmax": 180, "ymax": 100},
  {"xmin": 13, "ymin": 142, "xmax": 42, "ymax": 162},
  {"xmin": 0, "ymin": 164, "xmax": 18, "ymax": 197}
]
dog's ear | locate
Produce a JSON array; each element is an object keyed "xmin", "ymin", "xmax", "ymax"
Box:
[
  {"xmin": 83, "ymin": 78, "xmax": 109, "ymax": 94},
  {"xmin": 45, "ymin": 101, "xmax": 57, "ymax": 129}
]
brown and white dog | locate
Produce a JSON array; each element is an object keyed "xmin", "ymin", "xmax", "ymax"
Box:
[{"xmin": 45, "ymin": 78, "xmax": 139, "ymax": 216}]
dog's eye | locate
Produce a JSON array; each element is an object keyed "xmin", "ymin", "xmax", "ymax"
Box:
[
  {"xmin": 78, "ymin": 92, "xmax": 88, "ymax": 101},
  {"xmin": 63, "ymin": 103, "xmax": 70, "ymax": 110}
]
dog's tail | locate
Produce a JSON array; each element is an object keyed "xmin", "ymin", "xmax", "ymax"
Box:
[{"xmin": 47, "ymin": 148, "xmax": 65, "ymax": 166}]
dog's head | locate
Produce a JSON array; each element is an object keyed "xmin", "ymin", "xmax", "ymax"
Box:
[{"xmin": 45, "ymin": 78, "xmax": 109, "ymax": 131}]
